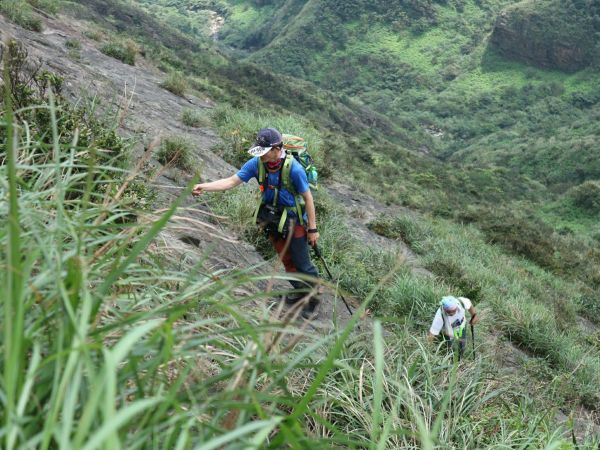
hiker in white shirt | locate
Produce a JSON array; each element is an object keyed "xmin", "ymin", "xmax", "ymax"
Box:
[{"xmin": 428, "ymin": 296, "xmax": 478, "ymax": 357}]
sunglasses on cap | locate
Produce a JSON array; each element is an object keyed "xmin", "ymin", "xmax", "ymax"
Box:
[{"xmin": 248, "ymin": 143, "xmax": 282, "ymax": 157}]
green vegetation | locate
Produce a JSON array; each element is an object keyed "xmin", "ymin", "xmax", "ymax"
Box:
[
  {"xmin": 181, "ymin": 107, "xmax": 210, "ymax": 127},
  {"xmin": 3, "ymin": 0, "xmax": 600, "ymax": 446},
  {"xmin": 490, "ymin": 0, "xmax": 600, "ymax": 71},
  {"xmin": 100, "ymin": 39, "xmax": 138, "ymax": 65},
  {"xmin": 157, "ymin": 136, "xmax": 193, "ymax": 170},
  {"xmin": 208, "ymin": 108, "xmax": 600, "ymax": 416},
  {"xmin": 3, "ymin": 52, "xmax": 584, "ymax": 450},
  {"xmin": 159, "ymin": 71, "xmax": 188, "ymax": 97},
  {"xmin": 197, "ymin": 0, "xmax": 600, "ymax": 194},
  {"xmin": 0, "ymin": 0, "xmax": 43, "ymax": 30},
  {"xmin": 65, "ymin": 38, "xmax": 81, "ymax": 60},
  {"xmin": 569, "ymin": 181, "xmax": 600, "ymax": 215},
  {"xmin": 65, "ymin": 38, "xmax": 80, "ymax": 49},
  {"xmin": 134, "ymin": 0, "xmax": 227, "ymax": 38}
]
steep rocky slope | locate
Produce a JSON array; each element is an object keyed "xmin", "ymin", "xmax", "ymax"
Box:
[{"xmin": 0, "ymin": 12, "xmax": 430, "ymax": 329}]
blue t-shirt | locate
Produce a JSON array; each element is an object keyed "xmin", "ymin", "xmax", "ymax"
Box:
[{"xmin": 237, "ymin": 157, "xmax": 309, "ymax": 216}]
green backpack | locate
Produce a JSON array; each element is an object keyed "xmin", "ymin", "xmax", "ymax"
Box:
[{"xmin": 281, "ymin": 134, "xmax": 318, "ymax": 191}]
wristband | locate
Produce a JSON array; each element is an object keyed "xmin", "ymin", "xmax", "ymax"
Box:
[{"xmin": 307, "ymin": 228, "xmax": 318, "ymax": 234}]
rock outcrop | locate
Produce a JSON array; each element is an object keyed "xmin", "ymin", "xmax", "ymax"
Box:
[{"xmin": 490, "ymin": 2, "xmax": 598, "ymax": 72}]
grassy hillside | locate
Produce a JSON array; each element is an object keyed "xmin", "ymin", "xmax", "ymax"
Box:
[
  {"xmin": 137, "ymin": 0, "xmax": 600, "ymax": 296},
  {"xmin": 2, "ymin": 48, "xmax": 598, "ymax": 446},
  {"xmin": 206, "ymin": 0, "xmax": 600, "ymax": 191},
  {"xmin": 2, "ymin": 0, "xmax": 600, "ymax": 447}
]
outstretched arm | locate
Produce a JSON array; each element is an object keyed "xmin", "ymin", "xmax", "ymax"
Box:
[{"xmin": 192, "ymin": 175, "xmax": 242, "ymax": 196}]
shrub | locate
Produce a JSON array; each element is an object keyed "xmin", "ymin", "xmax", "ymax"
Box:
[
  {"xmin": 83, "ymin": 29, "xmax": 103, "ymax": 41},
  {"xmin": 569, "ymin": 181, "xmax": 600, "ymax": 214},
  {"xmin": 65, "ymin": 38, "xmax": 81, "ymax": 60},
  {"xmin": 157, "ymin": 136, "xmax": 193, "ymax": 170},
  {"xmin": 22, "ymin": 15, "xmax": 43, "ymax": 31},
  {"xmin": 100, "ymin": 39, "xmax": 137, "ymax": 65},
  {"xmin": 0, "ymin": 0, "xmax": 43, "ymax": 30},
  {"xmin": 160, "ymin": 72, "xmax": 188, "ymax": 97},
  {"xmin": 65, "ymin": 38, "xmax": 81, "ymax": 49},
  {"xmin": 29, "ymin": 0, "xmax": 60, "ymax": 14},
  {"xmin": 457, "ymin": 206, "xmax": 558, "ymax": 270},
  {"xmin": 181, "ymin": 108, "xmax": 209, "ymax": 127}
]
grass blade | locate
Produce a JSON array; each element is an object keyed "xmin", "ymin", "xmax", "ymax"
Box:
[{"xmin": 196, "ymin": 417, "xmax": 283, "ymax": 450}]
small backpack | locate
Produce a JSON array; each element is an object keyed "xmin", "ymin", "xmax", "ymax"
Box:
[{"xmin": 282, "ymin": 134, "xmax": 318, "ymax": 191}]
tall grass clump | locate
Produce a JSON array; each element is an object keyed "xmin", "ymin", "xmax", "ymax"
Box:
[
  {"xmin": 100, "ymin": 39, "xmax": 138, "ymax": 65},
  {"xmin": 181, "ymin": 107, "xmax": 209, "ymax": 127},
  {"xmin": 28, "ymin": 0, "xmax": 60, "ymax": 14},
  {"xmin": 157, "ymin": 135, "xmax": 193, "ymax": 171},
  {"xmin": 0, "ymin": 0, "xmax": 43, "ymax": 31},
  {"xmin": 160, "ymin": 71, "xmax": 188, "ymax": 97},
  {"xmin": 367, "ymin": 214, "xmax": 432, "ymax": 254}
]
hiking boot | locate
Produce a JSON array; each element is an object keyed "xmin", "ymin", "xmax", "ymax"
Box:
[
  {"xmin": 301, "ymin": 296, "xmax": 320, "ymax": 320},
  {"xmin": 282, "ymin": 294, "xmax": 304, "ymax": 306}
]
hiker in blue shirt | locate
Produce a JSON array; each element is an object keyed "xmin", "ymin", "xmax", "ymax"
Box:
[{"xmin": 192, "ymin": 128, "xmax": 321, "ymax": 318}]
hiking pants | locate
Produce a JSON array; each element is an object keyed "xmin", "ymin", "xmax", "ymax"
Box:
[{"xmin": 268, "ymin": 223, "xmax": 319, "ymax": 292}]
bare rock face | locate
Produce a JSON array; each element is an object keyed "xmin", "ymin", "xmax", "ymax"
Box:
[{"xmin": 490, "ymin": 4, "xmax": 596, "ymax": 72}]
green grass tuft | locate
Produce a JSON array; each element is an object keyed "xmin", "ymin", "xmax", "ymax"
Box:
[
  {"xmin": 160, "ymin": 71, "xmax": 188, "ymax": 97},
  {"xmin": 157, "ymin": 136, "xmax": 193, "ymax": 171},
  {"xmin": 100, "ymin": 39, "xmax": 137, "ymax": 65},
  {"xmin": 181, "ymin": 108, "xmax": 209, "ymax": 127}
]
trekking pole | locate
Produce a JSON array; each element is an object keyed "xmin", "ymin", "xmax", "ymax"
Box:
[
  {"xmin": 313, "ymin": 244, "xmax": 354, "ymax": 317},
  {"xmin": 471, "ymin": 323, "xmax": 476, "ymax": 357}
]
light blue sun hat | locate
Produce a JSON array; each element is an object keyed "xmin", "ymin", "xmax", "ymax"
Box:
[{"xmin": 441, "ymin": 296, "xmax": 459, "ymax": 311}]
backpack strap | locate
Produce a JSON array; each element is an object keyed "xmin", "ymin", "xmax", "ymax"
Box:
[
  {"xmin": 282, "ymin": 155, "xmax": 294, "ymax": 193},
  {"xmin": 282, "ymin": 154, "xmax": 305, "ymax": 225},
  {"xmin": 254, "ymin": 161, "xmax": 266, "ymax": 223},
  {"xmin": 258, "ymin": 160, "xmax": 267, "ymax": 192},
  {"xmin": 254, "ymin": 156, "xmax": 305, "ymax": 227}
]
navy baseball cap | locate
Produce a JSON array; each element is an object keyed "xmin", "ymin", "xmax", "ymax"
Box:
[{"xmin": 248, "ymin": 127, "xmax": 283, "ymax": 157}]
